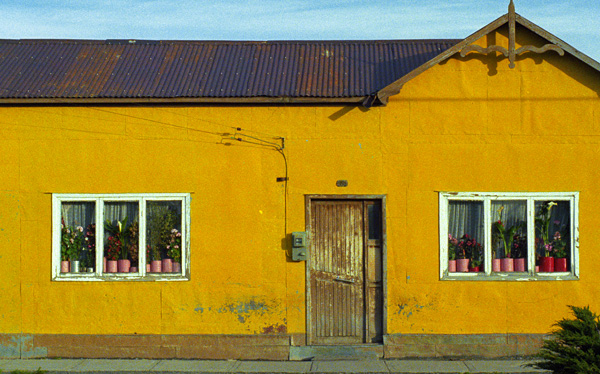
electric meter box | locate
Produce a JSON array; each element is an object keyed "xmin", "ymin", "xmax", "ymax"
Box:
[{"xmin": 291, "ymin": 232, "xmax": 308, "ymax": 261}]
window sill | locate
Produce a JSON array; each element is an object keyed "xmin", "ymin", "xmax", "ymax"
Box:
[
  {"xmin": 53, "ymin": 273, "xmax": 189, "ymax": 282},
  {"xmin": 442, "ymin": 272, "xmax": 578, "ymax": 281}
]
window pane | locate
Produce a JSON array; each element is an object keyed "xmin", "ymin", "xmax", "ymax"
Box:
[
  {"xmin": 61, "ymin": 202, "xmax": 95, "ymax": 273},
  {"xmin": 367, "ymin": 203, "xmax": 381, "ymax": 240},
  {"xmin": 104, "ymin": 202, "xmax": 140, "ymax": 274},
  {"xmin": 535, "ymin": 200, "xmax": 571, "ymax": 272},
  {"xmin": 146, "ymin": 201, "xmax": 183, "ymax": 274},
  {"xmin": 491, "ymin": 200, "xmax": 527, "ymax": 272},
  {"xmin": 448, "ymin": 201, "xmax": 484, "ymax": 272}
]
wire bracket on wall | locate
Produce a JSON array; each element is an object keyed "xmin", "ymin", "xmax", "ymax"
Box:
[{"xmin": 459, "ymin": 0, "xmax": 564, "ymax": 68}]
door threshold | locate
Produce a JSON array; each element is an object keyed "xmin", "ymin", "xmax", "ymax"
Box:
[{"xmin": 290, "ymin": 344, "xmax": 384, "ymax": 361}]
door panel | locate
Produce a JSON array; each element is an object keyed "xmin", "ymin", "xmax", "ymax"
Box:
[{"xmin": 308, "ymin": 199, "xmax": 383, "ymax": 345}]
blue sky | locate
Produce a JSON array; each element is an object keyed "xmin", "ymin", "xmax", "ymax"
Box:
[{"xmin": 2, "ymin": 1, "xmax": 599, "ymax": 62}]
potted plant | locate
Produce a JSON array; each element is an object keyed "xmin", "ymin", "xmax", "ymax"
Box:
[
  {"xmin": 455, "ymin": 234, "xmax": 477, "ymax": 272},
  {"xmin": 83, "ymin": 223, "xmax": 96, "ymax": 272},
  {"xmin": 105, "ymin": 217, "xmax": 131, "ymax": 273},
  {"xmin": 469, "ymin": 243, "xmax": 483, "ymax": 272},
  {"xmin": 167, "ymin": 228, "xmax": 183, "ymax": 273},
  {"xmin": 147, "ymin": 206, "xmax": 177, "ymax": 273},
  {"xmin": 127, "ymin": 221, "xmax": 139, "ymax": 272},
  {"xmin": 511, "ymin": 233, "xmax": 527, "ymax": 272},
  {"xmin": 552, "ymin": 231, "xmax": 568, "ymax": 272},
  {"xmin": 492, "ymin": 206, "xmax": 523, "ymax": 272},
  {"xmin": 61, "ymin": 220, "xmax": 83, "ymax": 273},
  {"xmin": 447, "ymin": 234, "xmax": 459, "ymax": 272},
  {"xmin": 536, "ymin": 201, "xmax": 557, "ymax": 272}
]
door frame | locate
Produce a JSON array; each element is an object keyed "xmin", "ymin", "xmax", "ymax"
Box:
[{"xmin": 305, "ymin": 194, "xmax": 387, "ymax": 345}]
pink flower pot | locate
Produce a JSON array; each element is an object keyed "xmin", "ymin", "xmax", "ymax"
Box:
[
  {"xmin": 61, "ymin": 260, "xmax": 70, "ymax": 273},
  {"xmin": 448, "ymin": 260, "xmax": 457, "ymax": 273},
  {"xmin": 146, "ymin": 264, "xmax": 151, "ymax": 272},
  {"xmin": 514, "ymin": 258, "xmax": 526, "ymax": 272},
  {"xmin": 162, "ymin": 258, "xmax": 173, "ymax": 273},
  {"xmin": 117, "ymin": 259, "xmax": 130, "ymax": 273},
  {"xmin": 555, "ymin": 258, "xmax": 568, "ymax": 272},
  {"xmin": 103, "ymin": 257, "xmax": 107, "ymax": 272},
  {"xmin": 130, "ymin": 267, "xmax": 138, "ymax": 273},
  {"xmin": 540, "ymin": 257, "xmax": 554, "ymax": 272},
  {"xmin": 106, "ymin": 260, "xmax": 118, "ymax": 273},
  {"xmin": 456, "ymin": 259, "xmax": 469, "ymax": 272},
  {"xmin": 501, "ymin": 258, "xmax": 514, "ymax": 272},
  {"xmin": 492, "ymin": 259, "xmax": 501, "ymax": 272},
  {"xmin": 150, "ymin": 260, "xmax": 162, "ymax": 273},
  {"xmin": 172, "ymin": 262, "xmax": 181, "ymax": 273}
]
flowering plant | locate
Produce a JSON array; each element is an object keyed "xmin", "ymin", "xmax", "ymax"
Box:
[
  {"xmin": 106, "ymin": 235, "xmax": 122, "ymax": 261},
  {"xmin": 61, "ymin": 218, "xmax": 83, "ymax": 261},
  {"xmin": 451, "ymin": 234, "xmax": 483, "ymax": 261},
  {"xmin": 535, "ymin": 201, "xmax": 558, "ymax": 257},
  {"xmin": 83, "ymin": 223, "xmax": 96, "ymax": 268},
  {"xmin": 448, "ymin": 234, "xmax": 459, "ymax": 260},
  {"xmin": 166, "ymin": 228, "xmax": 182, "ymax": 262},
  {"xmin": 105, "ymin": 217, "xmax": 137, "ymax": 261},
  {"xmin": 551, "ymin": 231, "xmax": 568, "ymax": 258}
]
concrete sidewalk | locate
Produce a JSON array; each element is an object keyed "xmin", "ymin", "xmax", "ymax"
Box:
[{"xmin": 0, "ymin": 358, "xmax": 550, "ymax": 374}]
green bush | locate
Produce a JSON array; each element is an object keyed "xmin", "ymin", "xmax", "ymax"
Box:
[{"xmin": 531, "ymin": 305, "xmax": 600, "ymax": 374}]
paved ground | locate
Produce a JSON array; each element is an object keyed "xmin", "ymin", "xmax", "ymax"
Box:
[{"xmin": 0, "ymin": 358, "xmax": 550, "ymax": 374}]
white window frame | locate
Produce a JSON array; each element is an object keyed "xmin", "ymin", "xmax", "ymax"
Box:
[
  {"xmin": 52, "ymin": 193, "xmax": 191, "ymax": 281},
  {"xmin": 439, "ymin": 192, "xmax": 579, "ymax": 281}
]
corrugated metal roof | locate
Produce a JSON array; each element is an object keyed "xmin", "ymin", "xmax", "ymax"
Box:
[{"xmin": 0, "ymin": 39, "xmax": 459, "ymax": 101}]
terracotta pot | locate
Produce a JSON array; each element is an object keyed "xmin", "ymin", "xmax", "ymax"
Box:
[
  {"xmin": 514, "ymin": 258, "xmax": 526, "ymax": 272},
  {"xmin": 501, "ymin": 258, "xmax": 514, "ymax": 272},
  {"xmin": 172, "ymin": 262, "xmax": 181, "ymax": 273},
  {"xmin": 456, "ymin": 259, "xmax": 469, "ymax": 272},
  {"xmin": 492, "ymin": 259, "xmax": 501, "ymax": 272},
  {"xmin": 117, "ymin": 259, "xmax": 130, "ymax": 273},
  {"xmin": 130, "ymin": 267, "xmax": 138, "ymax": 273},
  {"xmin": 146, "ymin": 264, "xmax": 151, "ymax": 272},
  {"xmin": 555, "ymin": 257, "xmax": 568, "ymax": 272},
  {"xmin": 106, "ymin": 260, "xmax": 118, "ymax": 273},
  {"xmin": 150, "ymin": 260, "xmax": 162, "ymax": 273},
  {"xmin": 448, "ymin": 260, "xmax": 457, "ymax": 273},
  {"xmin": 162, "ymin": 258, "xmax": 173, "ymax": 273},
  {"xmin": 61, "ymin": 260, "xmax": 70, "ymax": 273},
  {"xmin": 469, "ymin": 266, "xmax": 480, "ymax": 273},
  {"xmin": 103, "ymin": 257, "xmax": 107, "ymax": 272},
  {"xmin": 540, "ymin": 257, "xmax": 554, "ymax": 272}
]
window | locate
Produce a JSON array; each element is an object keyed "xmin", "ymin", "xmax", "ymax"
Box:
[
  {"xmin": 53, "ymin": 194, "xmax": 190, "ymax": 281},
  {"xmin": 440, "ymin": 192, "xmax": 578, "ymax": 280}
]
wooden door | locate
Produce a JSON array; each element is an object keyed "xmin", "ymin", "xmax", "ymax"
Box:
[{"xmin": 308, "ymin": 199, "xmax": 383, "ymax": 345}]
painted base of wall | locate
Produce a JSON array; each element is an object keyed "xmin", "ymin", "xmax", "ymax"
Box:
[
  {"xmin": 384, "ymin": 334, "xmax": 546, "ymax": 358},
  {"xmin": 0, "ymin": 333, "xmax": 546, "ymax": 360}
]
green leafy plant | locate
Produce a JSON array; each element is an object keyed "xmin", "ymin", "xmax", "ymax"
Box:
[
  {"xmin": 492, "ymin": 205, "xmax": 524, "ymax": 259},
  {"xmin": 167, "ymin": 228, "xmax": 182, "ymax": 262},
  {"xmin": 536, "ymin": 201, "xmax": 558, "ymax": 257},
  {"xmin": 105, "ymin": 216, "xmax": 137, "ymax": 261},
  {"xmin": 530, "ymin": 305, "xmax": 600, "ymax": 374},
  {"xmin": 147, "ymin": 204, "xmax": 177, "ymax": 261},
  {"xmin": 448, "ymin": 234, "xmax": 459, "ymax": 260}
]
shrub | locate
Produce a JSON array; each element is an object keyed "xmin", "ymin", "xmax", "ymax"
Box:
[{"xmin": 531, "ymin": 305, "xmax": 600, "ymax": 374}]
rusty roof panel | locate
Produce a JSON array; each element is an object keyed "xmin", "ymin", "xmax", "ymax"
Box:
[{"xmin": 0, "ymin": 39, "xmax": 459, "ymax": 100}]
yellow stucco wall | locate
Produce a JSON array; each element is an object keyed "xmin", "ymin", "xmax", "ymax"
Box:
[{"xmin": 1, "ymin": 25, "xmax": 599, "ymax": 338}]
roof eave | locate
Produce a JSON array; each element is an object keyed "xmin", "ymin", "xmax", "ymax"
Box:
[{"xmin": 0, "ymin": 96, "xmax": 368, "ymax": 106}]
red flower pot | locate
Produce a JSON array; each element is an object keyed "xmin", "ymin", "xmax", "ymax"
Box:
[
  {"xmin": 492, "ymin": 259, "xmax": 501, "ymax": 272},
  {"xmin": 540, "ymin": 257, "xmax": 554, "ymax": 272},
  {"xmin": 555, "ymin": 258, "xmax": 568, "ymax": 272},
  {"xmin": 514, "ymin": 258, "xmax": 526, "ymax": 272},
  {"xmin": 150, "ymin": 260, "xmax": 162, "ymax": 273},
  {"xmin": 469, "ymin": 266, "xmax": 480, "ymax": 273},
  {"xmin": 501, "ymin": 258, "xmax": 514, "ymax": 272},
  {"xmin": 106, "ymin": 260, "xmax": 118, "ymax": 273},
  {"xmin": 117, "ymin": 259, "xmax": 130, "ymax": 273},
  {"xmin": 456, "ymin": 259, "xmax": 469, "ymax": 272},
  {"xmin": 162, "ymin": 258, "xmax": 173, "ymax": 273},
  {"xmin": 448, "ymin": 260, "xmax": 457, "ymax": 273}
]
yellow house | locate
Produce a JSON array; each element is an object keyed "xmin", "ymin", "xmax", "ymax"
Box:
[{"xmin": 1, "ymin": 3, "xmax": 599, "ymax": 360}]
